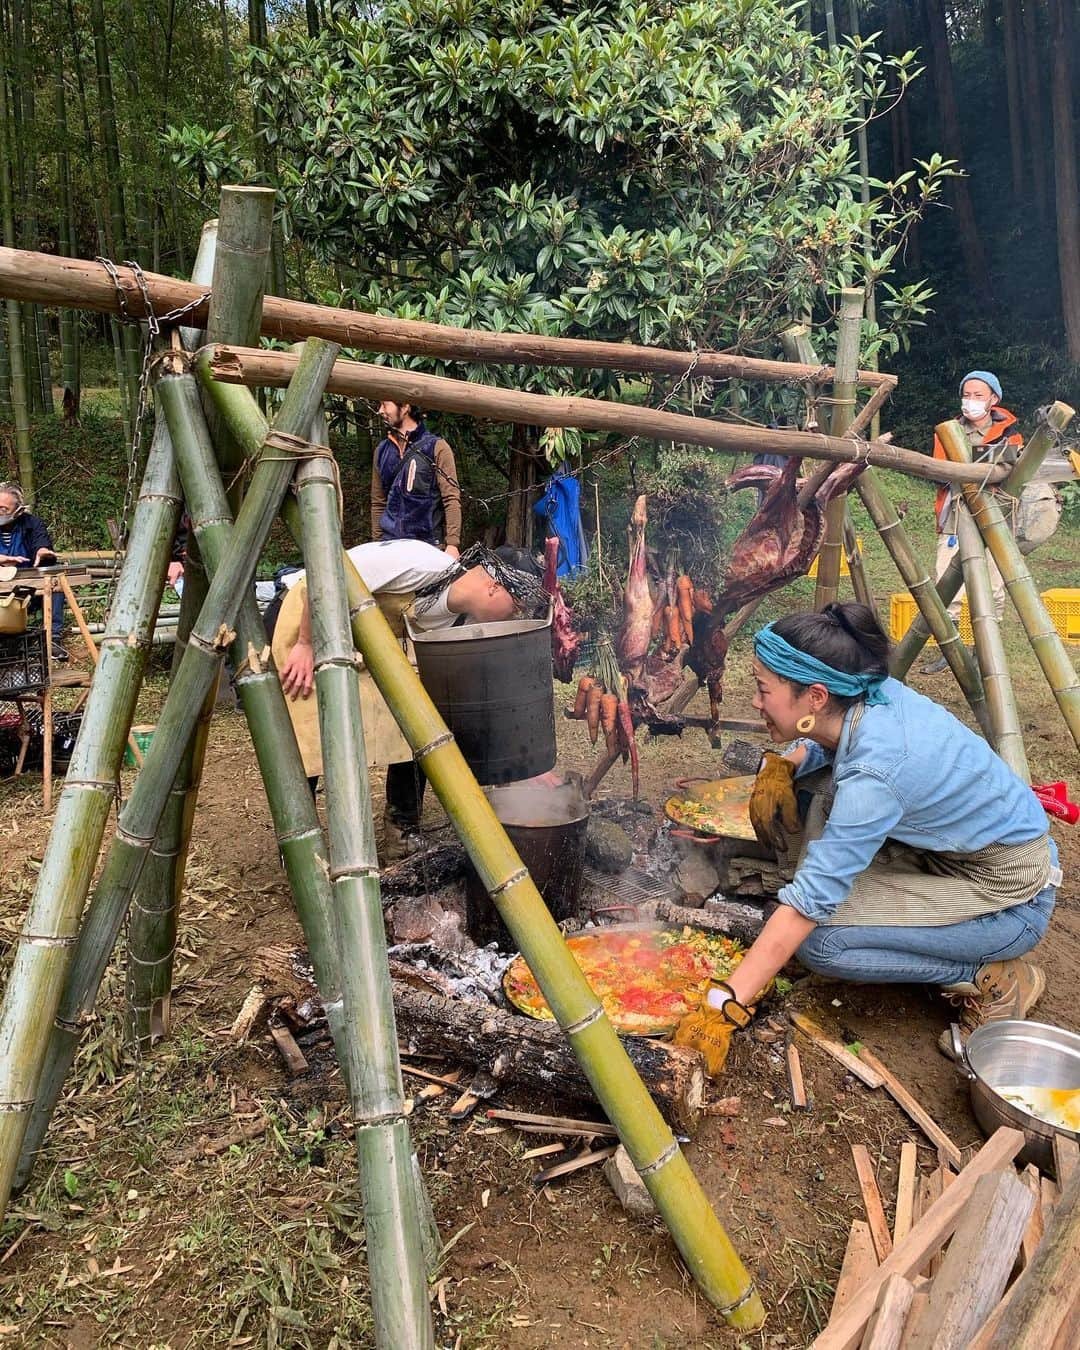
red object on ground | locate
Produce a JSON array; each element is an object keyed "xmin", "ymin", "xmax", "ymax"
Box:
[{"xmin": 1032, "ymin": 781, "xmax": 1079, "ymax": 825}]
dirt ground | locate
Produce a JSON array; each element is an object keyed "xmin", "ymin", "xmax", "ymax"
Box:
[{"xmin": 0, "ymin": 620, "xmax": 1077, "ymax": 1348}]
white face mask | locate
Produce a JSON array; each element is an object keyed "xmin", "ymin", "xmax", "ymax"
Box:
[{"xmin": 961, "ymin": 398, "xmax": 989, "ymax": 420}]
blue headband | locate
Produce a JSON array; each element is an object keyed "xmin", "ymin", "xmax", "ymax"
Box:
[{"xmin": 753, "ymin": 623, "xmax": 889, "ymax": 705}]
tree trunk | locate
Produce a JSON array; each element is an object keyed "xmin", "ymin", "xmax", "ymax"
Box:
[
  {"xmin": 1002, "ymin": 0, "xmax": 1026, "ymax": 196},
  {"xmin": 922, "ymin": 0, "xmax": 991, "ymax": 300},
  {"xmin": 54, "ymin": 20, "xmax": 80, "ymax": 420},
  {"xmin": 0, "ymin": 316, "xmax": 12, "ymax": 423},
  {"xmin": 0, "ymin": 44, "xmax": 33, "ymax": 492},
  {"xmin": 1048, "ymin": 0, "xmax": 1080, "ymax": 362},
  {"xmin": 1018, "ymin": 0, "xmax": 1049, "ymax": 221},
  {"xmin": 886, "ymin": 0, "xmax": 919, "ymax": 267},
  {"xmin": 305, "ymin": 0, "xmax": 320, "ymax": 38},
  {"xmin": 505, "ymin": 423, "xmax": 537, "ymax": 546}
]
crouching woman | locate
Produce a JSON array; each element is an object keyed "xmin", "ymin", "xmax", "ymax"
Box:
[{"xmin": 678, "ymin": 602, "xmax": 1060, "ymax": 1068}]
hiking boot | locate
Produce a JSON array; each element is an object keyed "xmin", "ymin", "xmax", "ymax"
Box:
[
  {"xmin": 381, "ymin": 816, "xmax": 422, "ymax": 867},
  {"xmin": 51, "ymin": 642, "xmax": 70, "ymax": 664},
  {"xmin": 938, "ymin": 958, "xmax": 1046, "ymax": 1058},
  {"xmin": 919, "ymin": 650, "xmax": 948, "ymax": 675}
]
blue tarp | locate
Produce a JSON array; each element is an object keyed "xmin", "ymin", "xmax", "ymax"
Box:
[{"xmin": 534, "ymin": 470, "xmax": 588, "ymax": 577}]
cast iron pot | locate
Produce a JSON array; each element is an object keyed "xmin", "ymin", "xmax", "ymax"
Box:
[{"xmin": 951, "ymin": 1018, "xmax": 1080, "ymax": 1175}]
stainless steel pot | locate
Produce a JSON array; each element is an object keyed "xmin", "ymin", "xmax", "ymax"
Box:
[{"xmin": 951, "ymin": 1019, "xmax": 1080, "ymax": 1175}]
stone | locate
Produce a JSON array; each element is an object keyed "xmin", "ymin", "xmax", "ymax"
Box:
[
  {"xmin": 585, "ymin": 817, "xmax": 633, "ymax": 873},
  {"xmin": 603, "ymin": 1145, "xmax": 656, "ymax": 1218},
  {"xmin": 389, "ymin": 893, "xmax": 445, "ymax": 943}
]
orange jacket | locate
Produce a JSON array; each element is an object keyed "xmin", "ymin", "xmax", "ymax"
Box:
[{"xmin": 933, "ymin": 406, "xmax": 1023, "ymax": 526}]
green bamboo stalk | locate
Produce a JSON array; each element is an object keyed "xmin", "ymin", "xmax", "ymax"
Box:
[
  {"xmin": 0, "ymin": 416, "xmax": 182, "ymax": 1206},
  {"xmin": 10, "ymin": 340, "xmax": 340, "ymax": 1198},
  {"xmin": 815, "ymin": 289, "xmax": 863, "ymax": 610},
  {"xmin": 842, "ymin": 507, "xmax": 876, "ymax": 612},
  {"xmin": 296, "ymin": 443, "xmax": 433, "ymax": 1349},
  {"xmin": 890, "ymin": 551, "xmax": 965, "ymax": 678},
  {"xmin": 937, "ymin": 418, "xmax": 1080, "ymax": 752},
  {"xmin": 0, "ymin": 44, "xmax": 32, "ymax": 489},
  {"xmin": 199, "ymin": 372, "xmax": 765, "ymax": 1330},
  {"xmin": 0, "ymin": 315, "xmax": 12, "ymax": 421},
  {"xmin": 956, "ymin": 505, "xmax": 1029, "ymax": 780},
  {"xmin": 854, "ymin": 469, "xmax": 992, "ymax": 738},
  {"xmin": 126, "ymin": 193, "xmax": 271, "ymax": 1048}
]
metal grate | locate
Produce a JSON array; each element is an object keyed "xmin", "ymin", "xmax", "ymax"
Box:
[{"xmin": 582, "ymin": 864, "xmax": 677, "ymax": 909}]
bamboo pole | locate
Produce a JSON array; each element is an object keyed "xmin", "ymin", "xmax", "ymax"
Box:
[
  {"xmin": 843, "ymin": 513, "xmax": 876, "ymax": 612},
  {"xmin": 10, "ymin": 341, "xmax": 340, "ymax": 1195},
  {"xmin": 0, "ymin": 243, "xmax": 894, "ymax": 389},
  {"xmin": 815, "ymin": 289, "xmax": 863, "ymax": 609},
  {"xmin": 854, "ymin": 470, "xmax": 992, "ymax": 739},
  {"xmin": 893, "ymin": 401, "xmax": 1075, "ymax": 675},
  {"xmin": 937, "ymin": 418, "xmax": 1080, "ymax": 751},
  {"xmin": 203, "ymin": 344, "xmax": 1002, "ymax": 489},
  {"xmin": 198, "ymin": 369, "xmax": 766, "ymax": 1330},
  {"xmin": 295, "ymin": 438, "xmax": 433, "ymax": 1349},
  {"xmin": 956, "ymin": 505, "xmax": 1029, "ymax": 780},
  {"xmin": 0, "ymin": 417, "xmax": 182, "ymax": 1209},
  {"xmin": 127, "ymin": 216, "xmax": 227, "ymax": 1050}
]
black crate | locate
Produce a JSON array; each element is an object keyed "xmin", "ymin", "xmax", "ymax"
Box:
[{"xmin": 0, "ymin": 629, "xmax": 48, "ymax": 694}]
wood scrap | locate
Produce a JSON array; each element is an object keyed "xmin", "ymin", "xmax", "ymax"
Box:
[
  {"xmin": 925, "ymin": 1170, "xmax": 946, "ymax": 1278},
  {"xmin": 449, "ymin": 1089, "xmax": 482, "ymax": 1120},
  {"xmin": 898, "ymin": 1291, "xmax": 930, "ymax": 1350},
  {"xmin": 486, "ymin": 1109, "xmax": 617, "ymax": 1136},
  {"xmin": 831, "ymin": 1221, "xmax": 878, "ymax": 1318},
  {"xmin": 1019, "ymin": 1163, "xmax": 1044, "ymax": 1267},
  {"xmin": 269, "ymin": 1022, "xmax": 309, "ymax": 1075},
  {"xmin": 1041, "ymin": 1174, "xmax": 1061, "ymax": 1225},
  {"xmin": 417, "ymin": 1069, "xmax": 463, "ymax": 1103},
  {"xmin": 980, "ymin": 1165, "xmax": 1080, "ymax": 1349},
  {"xmin": 790, "ymin": 1013, "xmax": 884, "ymax": 1089},
  {"xmin": 1053, "ymin": 1133, "xmax": 1080, "ymax": 1187},
  {"xmin": 177, "ymin": 1117, "xmax": 269, "ymax": 1162},
  {"xmin": 851, "ymin": 1145, "xmax": 893, "ymax": 1261},
  {"xmin": 856, "ymin": 1047, "xmax": 963, "ymax": 1168},
  {"xmin": 861, "ymin": 1273, "xmax": 915, "ymax": 1350},
  {"xmin": 786, "ymin": 1038, "xmax": 808, "ymax": 1109},
  {"xmin": 965, "ymin": 1276, "xmax": 1023, "ymax": 1350},
  {"xmin": 521, "ymin": 1142, "xmax": 565, "ymax": 1161},
  {"xmin": 230, "ymin": 984, "xmax": 269, "ymax": 1041},
  {"xmin": 533, "ymin": 1145, "xmax": 618, "ymax": 1185},
  {"xmin": 904, "ymin": 1168, "xmax": 1033, "ymax": 1350},
  {"xmin": 893, "ymin": 1142, "xmax": 918, "ymax": 1245},
  {"xmin": 703, "ymin": 1096, "xmax": 742, "ymax": 1117},
  {"xmin": 812, "ymin": 1127, "xmax": 1026, "ymax": 1350},
  {"xmin": 401, "ymin": 1064, "xmax": 464, "ymax": 1093}
]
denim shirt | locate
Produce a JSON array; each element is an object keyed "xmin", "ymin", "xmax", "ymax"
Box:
[{"xmin": 780, "ymin": 678, "xmax": 1048, "ymax": 923}]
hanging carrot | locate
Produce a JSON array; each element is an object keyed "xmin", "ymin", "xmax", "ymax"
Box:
[
  {"xmin": 676, "ymin": 575, "xmax": 695, "ymax": 640},
  {"xmin": 693, "ymin": 587, "xmax": 713, "ymax": 614},
  {"xmin": 664, "ymin": 603, "xmax": 682, "ymax": 655},
  {"xmin": 601, "ymin": 691, "xmax": 619, "ymax": 755},
  {"xmin": 617, "ymin": 700, "xmax": 640, "ymax": 798},
  {"xmin": 586, "ymin": 683, "xmax": 603, "ymax": 744},
  {"xmin": 649, "ymin": 599, "xmax": 665, "ymax": 641},
  {"xmin": 573, "ymin": 675, "xmax": 595, "ymax": 718}
]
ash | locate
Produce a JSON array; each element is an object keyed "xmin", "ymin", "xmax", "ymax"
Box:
[{"xmin": 387, "ymin": 939, "xmax": 512, "ymax": 1006}]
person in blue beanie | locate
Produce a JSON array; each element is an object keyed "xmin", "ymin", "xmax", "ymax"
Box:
[
  {"xmin": 921, "ymin": 370, "xmax": 1023, "ymax": 674},
  {"xmin": 674, "ymin": 602, "xmax": 1059, "ymax": 1072}
]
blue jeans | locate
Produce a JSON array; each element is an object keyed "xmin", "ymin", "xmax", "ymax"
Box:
[{"xmin": 797, "ymin": 841, "xmax": 1059, "ymax": 987}]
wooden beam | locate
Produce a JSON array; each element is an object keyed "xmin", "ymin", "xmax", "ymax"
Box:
[
  {"xmin": 812, "ymin": 1128, "xmax": 1026, "ymax": 1350},
  {"xmin": 905, "ymin": 1169, "xmax": 1033, "ymax": 1349},
  {"xmin": 201, "ymin": 344, "xmax": 1010, "ymax": 490},
  {"xmin": 0, "ymin": 244, "xmax": 896, "ymax": 387}
]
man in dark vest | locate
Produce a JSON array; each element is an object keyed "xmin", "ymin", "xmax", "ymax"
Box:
[{"xmin": 371, "ymin": 401, "xmax": 462, "ymax": 557}]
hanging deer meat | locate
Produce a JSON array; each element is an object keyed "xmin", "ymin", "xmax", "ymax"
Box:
[
  {"xmin": 542, "ymin": 535, "xmax": 581, "ymax": 683},
  {"xmin": 615, "ymin": 494, "xmax": 653, "ymax": 677}
]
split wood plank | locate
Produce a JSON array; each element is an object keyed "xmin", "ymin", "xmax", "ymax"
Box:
[
  {"xmin": 893, "ymin": 1143, "xmax": 918, "ymax": 1245},
  {"xmin": 786, "ymin": 1039, "xmax": 809, "ymax": 1109},
  {"xmin": 904, "ymin": 1168, "xmax": 1033, "ymax": 1350},
  {"xmin": 812, "ymin": 1126, "xmax": 1026, "ymax": 1350},
  {"xmin": 852, "ymin": 1145, "xmax": 893, "ymax": 1261},
  {"xmin": 268, "ymin": 1023, "xmax": 309, "ymax": 1075},
  {"xmin": 965, "ymin": 1276, "xmax": 1023, "ymax": 1350},
  {"xmin": 831, "ymin": 1221, "xmax": 879, "ymax": 1319},
  {"xmin": 856, "ymin": 1048, "xmax": 962, "ymax": 1168},
  {"xmin": 790, "ymin": 1014, "xmax": 884, "ymax": 1089},
  {"xmin": 1019, "ymin": 1163, "xmax": 1044, "ymax": 1267},
  {"xmin": 533, "ymin": 1145, "xmax": 618, "ymax": 1185},
  {"xmin": 401, "ymin": 1064, "xmax": 465, "ymax": 1092},
  {"xmin": 861, "ymin": 1274, "xmax": 915, "ymax": 1350},
  {"xmin": 521, "ymin": 1142, "xmax": 565, "ymax": 1161},
  {"xmin": 1053, "ymin": 1133, "xmax": 1080, "ymax": 1187},
  {"xmin": 449, "ymin": 1090, "xmax": 482, "ymax": 1120},
  {"xmin": 897, "ymin": 1292, "xmax": 930, "ymax": 1350},
  {"xmin": 510, "ymin": 1122, "xmax": 620, "ymax": 1140},
  {"xmin": 417, "ymin": 1069, "xmax": 463, "ymax": 1103},
  {"xmin": 1041, "ymin": 1174, "xmax": 1061, "ymax": 1226},
  {"xmin": 486, "ymin": 1109, "xmax": 617, "ymax": 1136},
  {"xmin": 925, "ymin": 1171, "xmax": 946, "ymax": 1278}
]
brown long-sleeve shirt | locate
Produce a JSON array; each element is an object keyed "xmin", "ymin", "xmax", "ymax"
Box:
[{"xmin": 370, "ymin": 429, "xmax": 462, "ymax": 550}]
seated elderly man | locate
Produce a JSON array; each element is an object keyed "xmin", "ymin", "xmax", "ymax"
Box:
[
  {"xmin": 0, "ymin": 481, "xmax": 66, "ymax": 661},
  {"xmin": 272, "ymin": 539, "xmax": 544, "ymax": 862}
]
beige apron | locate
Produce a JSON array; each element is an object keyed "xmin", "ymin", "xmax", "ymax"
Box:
[
  {"xmin": 271, "ymin": 581, "xmax": 414, "ymax": 777},
  {"xmin": 777, "ymin": 707, "xmax": 1052, "ymax": 927}
]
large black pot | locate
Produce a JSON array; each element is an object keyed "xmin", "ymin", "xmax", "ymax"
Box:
[
  {"xmin": 406, "ymin": 608, "xmax": 556, "ymax": 785},
  {"xmin": 465, "ymin": 775, "xmax": 590, "ymax": 949}
]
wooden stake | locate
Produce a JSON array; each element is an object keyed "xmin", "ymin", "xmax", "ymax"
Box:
[{"xmin": 852, "ymin": 1144, "xmax": 894, "ymax": 1261}]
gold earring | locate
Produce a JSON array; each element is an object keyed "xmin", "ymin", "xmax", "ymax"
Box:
[{"xmin": 796, "ymin": 713, "xmax": 816, "ymax": 734}]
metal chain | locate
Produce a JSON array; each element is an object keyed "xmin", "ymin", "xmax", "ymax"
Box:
[{"xmin": 96, "ymin": 258, "xmax": 211, "ymax": 617}]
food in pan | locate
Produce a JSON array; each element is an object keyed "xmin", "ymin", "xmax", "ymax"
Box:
[
  {"xmin": 504, "ymin": 926, "xmax": 744, "ymax": 1035},
  {"xmin": 996, "ymin": 1085, "xmax": 1080, "ymax": 1132}
]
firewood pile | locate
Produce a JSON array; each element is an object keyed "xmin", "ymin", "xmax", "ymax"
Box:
[{"xmin": 814, "ymin": 1125, "xmax": 1080, "ymax": 1349}]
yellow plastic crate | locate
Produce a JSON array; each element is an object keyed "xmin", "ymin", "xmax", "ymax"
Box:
[
  {"xmin": 1042, "ymin": 589, "xmax": 1080, "ymax": 645},
  {"xmin": 808, "ymin": 535, "xmax": 863, "ymax": 579},
  {"xmin": 889, "ymin": 592, "xmax": 973, "ymax": 646}
]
